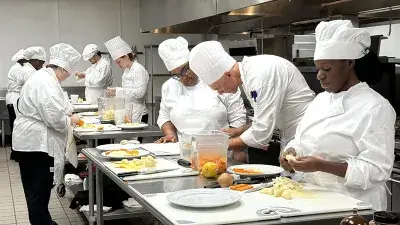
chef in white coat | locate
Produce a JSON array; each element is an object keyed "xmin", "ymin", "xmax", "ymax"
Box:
[
  {"xmin": 189, "ymin": 41, "xmax": 315, "ymax": 161},
  {"xmin": 280, "ymin": 20, "xmax": 395, "ymax": 211},
  {"xmin": 20, "ymin": 46, "xmax": 46, "ymax": 83},
  {"xmin": 6, "ymin": 49, "xmax": 27, "ymax": 161},
  {"xmin": 104, "ymin": 36, "xmax": 149, "ymax": 129},
  {"xmin": 157, "ymin": 37, "xmax": 247, "ymax": 161},
  {"xmin": 13, "ymin": 43, "xmax": 81, "ymax": 225},
  {"xmin": 76, "ymin": 44, "xmax": 112, "ymax": 104}
]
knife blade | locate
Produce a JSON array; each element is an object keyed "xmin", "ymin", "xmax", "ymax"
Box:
[
  {"xmin": 244, "ymin": 181, "xmax": 274, "ymax": 193},
  {"xmin": 118, "ymin": 168, "xmax": 179, "ymax": 177}
]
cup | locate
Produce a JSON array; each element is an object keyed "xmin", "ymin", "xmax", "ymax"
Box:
[{"xmin": 71, "ymin": 95, "xmax": 79, "ymax": 103}]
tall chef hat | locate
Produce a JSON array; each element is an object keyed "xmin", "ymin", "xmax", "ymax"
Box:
[
  {"xmin": 49, "ymin": 43, "xmax": 81, "ymax": 74},
  {"xmin": 23, "ymin": 46, "xmax": 47, "ymax": 61},
  {"xmin": 82, "ymin": 44, "xmax": 99, "ymax": 61},
  {"xmin": 158, "ymin": 37, "xmax": 190, "ymax": 71},
  {"xmin": 314, "ymin": 20, "xmax": 371, "ymax": 60},
  {"xmin": 12, "ymin": 49, "xmax": 25, "ymax": 62},
  {"xmin": 104, "ymin": 36, "xmax": 132, "ymax": 60},
  {"xmin": 189, "ymin": 41, "xmax": 236, "ymax": 85}
]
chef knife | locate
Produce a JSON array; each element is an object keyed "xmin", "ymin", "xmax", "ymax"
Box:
[
  {"xmin": 244, "ymin": 181, "xmax": 275, "ymax": 193},
  {"xmin": 118, "ymin": 168, "xmax": 179, "ymax": 177}
]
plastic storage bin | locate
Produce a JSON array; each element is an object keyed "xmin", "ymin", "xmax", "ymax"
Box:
[{"xmin": 190, "ymin": 130, "xmax": 229, "ymax": 174}]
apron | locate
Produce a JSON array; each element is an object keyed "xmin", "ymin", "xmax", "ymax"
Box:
[{"xmin": 85, "ymin": 86, "xmax": 106, "ymax": 104}]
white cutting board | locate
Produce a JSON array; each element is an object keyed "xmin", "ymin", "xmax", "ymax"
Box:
[
  {"xmin": 144, "ymin": 190, "xmax": 281, "ymax": 225},
  {"xmin": 252, "ymin": 183, "xmax": 371, "ymax": 217},
  {"xmin": 140, "ymin": 143, "xmax": 180, "ymax": 156},
  {"xmin": 103, "ymin": 158, "xmax": 199, "ymax": 181}
]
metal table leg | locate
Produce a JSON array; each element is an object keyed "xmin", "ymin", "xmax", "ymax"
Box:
[
  {"xmin": 88, "ymin": 160, "xmax": 95, "ymax": 225},
  {"xmin": 88, "ymin": 139, "xmax": 95, "ymax": 148},
  {"xmin": 96, "ymin": 166, "xmax": 104, "ymax": 225}
]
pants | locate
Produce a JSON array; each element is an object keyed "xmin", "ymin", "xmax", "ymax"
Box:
[
  {"xmin": 6, "ymin": 104, "xmax": 17, "ymax": 159},
  {"xmin": 248, "ymin": 141, "xmax": 281, "ymax": 166},
  {"xmin": 138, "ymin": 114, "xmax": 149, "ymax": 143},
  {"xmin": 18, "ymin": 152, "xmax": 55, "ymax": 225}
]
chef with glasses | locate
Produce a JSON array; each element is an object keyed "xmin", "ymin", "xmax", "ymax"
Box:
[{"xmin": 157, "ymin": 37, "xmax": 248, "ymax": 162}]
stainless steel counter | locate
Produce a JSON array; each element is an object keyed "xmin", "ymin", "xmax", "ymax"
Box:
[{"xmin": 82, "ymin": 148, "xmax": 374, "ymax": 225}]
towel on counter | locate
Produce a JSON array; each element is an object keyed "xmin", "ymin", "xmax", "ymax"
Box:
[
  {"xmin": 66, "ymin": 125, "xmax": 78, "ymax": 168},
  {"xmin": 79, "ymin": 205, "xmax": 112, "ymax": 213}
]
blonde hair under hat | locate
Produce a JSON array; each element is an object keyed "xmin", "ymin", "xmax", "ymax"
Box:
[
  {"xmin": 189, "ymin": 41, "xmax": 236, "ymax": 85},
  {"xmin": 23, "ymin": 46, "xmax": 46, "ymax": 61},
  {"xmin": 104, "ymin": 36, "xmax": 132, "ymax": 60},
  {"xmin": 82, "ymin": 44, "xmax": 99, "ymax": 61},
  {"xmin": 158, "ymin": 37, "xmax": 190, "ymax": 71},
  {"xmin": 49, "ymin": 43, "xmax": 81, "ymax": 74},
  {"xmin": 314, "ymin": 20, "xmax": 371, "ymax": 60},
  {"xmin": 12, "ymin": 49, "xmax": 25, "ymax": 62}
]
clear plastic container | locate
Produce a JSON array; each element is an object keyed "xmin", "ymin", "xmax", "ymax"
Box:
[
  {"xmin": 190, "ymin": 130, "xmax": 229, "ymax": 174},
  {"xmin": 97, "ymin": 97, "xmax": 125, "ymax": 122},
  {"xmin": 178, "ymin": 132, "xmax": 194, "ymax": 161}
]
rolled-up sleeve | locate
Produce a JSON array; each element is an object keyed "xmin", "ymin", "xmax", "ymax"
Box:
[
  {"xmin": 116, "ymin": 65, "xmax": 149, "ymax": 100},
  {"xmin": 345, "ymin": 104, "xmax": 395, "ymax": 190},
  {"xmin": 222, "ymin": 89, "xmax": 247, "ymax": 128},
  {"xmin": 240, "ymin": 84, "xmax": 285, "ymax": 149},
  {"xmin": 157, "ymin": 80, "xmax": 181, "ymax": 128}
]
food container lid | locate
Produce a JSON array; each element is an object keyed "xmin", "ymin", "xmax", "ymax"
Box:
[{"xmin": 373, "ymin": 211, "xmax": 400, "ymax": 223}]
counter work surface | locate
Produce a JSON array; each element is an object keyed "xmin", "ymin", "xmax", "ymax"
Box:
[{"xmin": 82, "ymin": 148, "xmax": 374, "ymax": 225}]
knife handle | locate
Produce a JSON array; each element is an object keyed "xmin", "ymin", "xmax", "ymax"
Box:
[{"xmin": 177, "ymin": 159, "xmax": 191, "ymax": 168}]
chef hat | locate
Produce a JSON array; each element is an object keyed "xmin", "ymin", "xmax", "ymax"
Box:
[
  {"xmin": 158, "ymin": 37, "xmax": 190, "ymax": 71},
  {"xmin": 82, "ymin": 44, "xmax": 99, "ymax": 61},
  {"xmin": 11, "ymin": 49, "xmax": 25, "ymax": 62},
  {"xmin": 104, "ymin": 36, "xmax": 132, "ymax": 60},
  {"xmin": 314, "ymin": 20, "xmax": 371, "ymax": 60},
  {"xmin": 189, "ymin": 41, "xmax": 236, "ymax": 85},
  {"xmin": 23, "ymin": 46, "xmax": 46, "ymax": 61},
  {"xmin": 49, "ymin": 43, "xmax": 81, "ymax": 74}
]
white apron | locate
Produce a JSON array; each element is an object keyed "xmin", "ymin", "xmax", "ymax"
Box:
[{"xmin": 85, "ymin": 86, "xmax": 106, "ymax": 104}]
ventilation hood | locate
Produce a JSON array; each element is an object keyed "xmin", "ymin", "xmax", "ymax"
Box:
[{"xmin": 139, "ymin": 0, "xmax": 400, "ymax": 34}]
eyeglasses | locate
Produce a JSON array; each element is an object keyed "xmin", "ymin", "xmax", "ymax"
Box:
[{"xmin": 171, "ymin": 64, "xmax": 191, "ymax": 81}]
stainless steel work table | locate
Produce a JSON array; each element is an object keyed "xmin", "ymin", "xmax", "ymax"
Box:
[
  {"xmin": 74, "ymin": 125, "xmax": 163, "ymax": 147},
  {"xmin": 72, "ymin": 104, "xmax": 98, "ymax": 113},
  {"xmin": 82, "ymin": 148, "xmax": 373, "ymax": 225}
]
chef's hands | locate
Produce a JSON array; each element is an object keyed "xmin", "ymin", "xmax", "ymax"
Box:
[
  {"xmin": 106, "ymin": 87, "xmax": 116, "ymax": 97},
  {"xmin": 288, "ymin": 156, "xmax": 324, "ymax": 173},
  {"xmin": 155, "ymin": 135, "xmax": 177, "ymax": 144},
  {"xmin": 70, "ymin": 114, "xmax": 80, "ymax": 126},
  {"xmin": 76, "ymin": 72, "xmax": 86, "ymax": 79},
  {"xmin": 280, "ymin": 147, "xmax": 296, "ymax": 172}
]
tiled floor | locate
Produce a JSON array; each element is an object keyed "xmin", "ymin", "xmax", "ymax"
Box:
[{"xmin": 0, "ymin": 147, "xmax": 88, "ymax": 225}]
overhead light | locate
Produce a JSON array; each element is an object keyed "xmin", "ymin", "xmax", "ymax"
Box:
[{"xmin": 359, "ymin": 5, "xmax": 400, "ymax": 15}]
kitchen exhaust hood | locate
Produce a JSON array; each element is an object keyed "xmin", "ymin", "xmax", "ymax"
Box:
[{"xmin": 139, "ymin": 0, "xmax": 400, "ymax": 34}]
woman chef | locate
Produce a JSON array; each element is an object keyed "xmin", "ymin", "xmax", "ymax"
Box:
[
  {"xmin": 20, "ymin": 46, "xmax": 46, "ymax": 83},
  {"xmin": 157, "ymin": 37, "xmax": 247, "ymax": 161},
  {"xmin": 6, "ymin": 49, "xmax": 26, "ymax": 161},
  {"xmin": 189, "ymin": 40, "xmax": 315, "ymax": 164},
  {"xmin": 12, "ymin": 43, "xmax": 81, "ymax": 225},
  {"xmin": 76, "ymin": 44, "xmax": 113, "ymax": 104},
  {"xmin": 280, "ymin": 20, "xmax": 395, "ymax": 211},
  {"xmin": 104, "ymin": 36, "xmax": 149, "ymax": 125}
]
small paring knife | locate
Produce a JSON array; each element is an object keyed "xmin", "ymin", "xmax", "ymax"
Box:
[{"xmin": 118, "ymin": 168, "xmax": 178, "ymax": 177}]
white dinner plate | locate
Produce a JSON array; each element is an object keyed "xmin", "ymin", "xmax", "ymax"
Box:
[
  {"xmin": 96, "ymin": 144, "xmax": 140, "ymax": 151},
  {"xmin": 167, "ymin": 189, "xmax": 241, "ymax": 208},
  {"xmin": 79, "ymin": 112, "xmax": 98, "ymax": 117},
  {"xmin": 117, "ymin": 123, "xmax": 149, "ymax": 129},
  {"xmin": 73, "ymin": 101, "xmax": 91, "ymax": 105},
  {"xmin": 101, "ymin": 149, "xmax": 149, "ymax": 159},
  {"xmin": 227, "ymin": 164, "xmax": 284, "ymax": 177}
]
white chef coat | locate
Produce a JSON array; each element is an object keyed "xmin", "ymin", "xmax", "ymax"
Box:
[
  {"xmin": 157, "ymin": 78, "xmax": 246, "ymax": 131},
  {"xmin": 239, "ymin": 55, "xmax": 315, "ymax": 150},
  {"xmin": 285, "ymin": 82, "xmax": 395, "ymax": 211},
  {"xmin": 77, "ymin": 57, "xmax": 112, "ymax": 104},
  {"xmin": 116, "ymin": 61, "xmax": 149, "ymax": 122},
  {"xmin": 20, "ymin": 62, "xmax": 37, "ymax": 86},
  {"xmin": 13, "ymin": 67, "xmax": 70, "ymax": 184},
  {"xmin": 6, "ymin": 63, "xmax": 23, "ymax": 106}
]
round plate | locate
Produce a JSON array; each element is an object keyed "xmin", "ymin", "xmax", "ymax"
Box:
[
  {"xmin": 101, "ymin": 149, "xmax": 149, "ymax": 159},
  {"xmin": 117, "ymin": 123, "xmax": 149, "ymax": 129},
  {"xmin": 167, "ymin": 189, "xmax": 241, "ymax": 208},
  {"xmin": 79, "ymin": 112, "xmax": 98, "ymax": 117},
  {"xmin": 96, "ymin": 144, "xmax": 139, "ymax": 151},
  {"xmin": 227, "ymin": 164, "xmax": 284, "ymax": 177}
]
